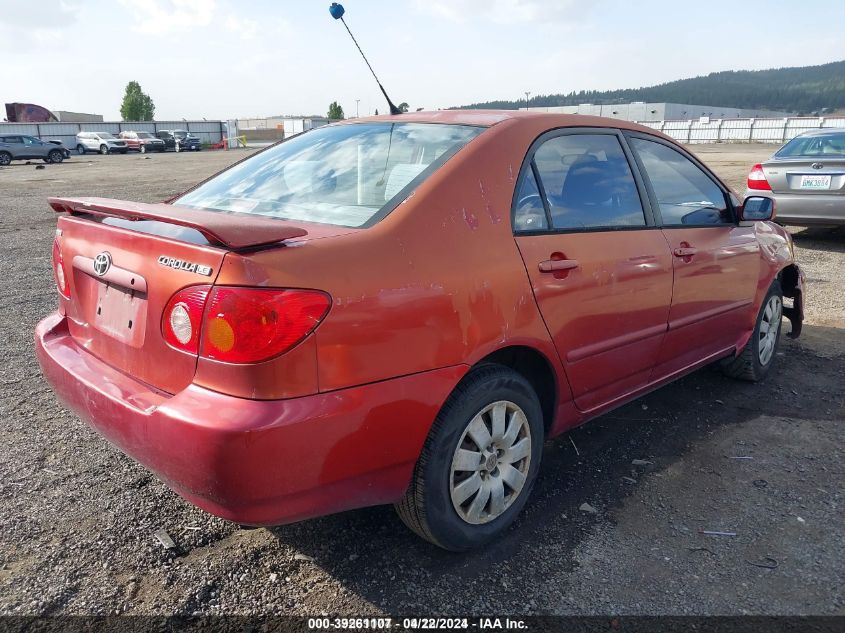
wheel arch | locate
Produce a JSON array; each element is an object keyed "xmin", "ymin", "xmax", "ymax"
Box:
[
  {"xmin": 778, "ymin": 262, "xmax": 804, "ymax": 339},
  {"xmin": 472, "ymin": 345, "xmax": 558, "ymax": 435}
]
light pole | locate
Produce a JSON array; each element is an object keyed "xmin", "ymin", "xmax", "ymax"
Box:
[
  {"xmin": 356, "ymin": 99, "xmax": 360, "ymax": 118},
  {"xmin": 524, "ymin": 91, "xmax": 531, "ymax": 110}
]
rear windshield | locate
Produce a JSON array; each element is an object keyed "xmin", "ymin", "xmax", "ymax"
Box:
[
  {"xmin": 174, "ymin": 122, "xmax": 484, "ymax": 227},
  {"xmin": 776, "ymin": 133, "xmax": 845, "ymax": 157}
]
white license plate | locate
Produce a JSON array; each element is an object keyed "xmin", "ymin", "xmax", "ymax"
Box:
[{"xmin": 799, "ymin": 175, "xmax": 831, "ymax": 189}]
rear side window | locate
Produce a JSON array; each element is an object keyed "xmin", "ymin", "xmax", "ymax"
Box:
[
  {"xmin": 176, "ymin": 122, "xmax": 483, "ymax": 228},
  {"xmin": 513, "ymin": 167, "xmax": 548, "ymax": 231},
  {"xmin": 630, "ymin": 137, "xmax": 731, "ymax": 226},
  {"xmin": 776, "ymin": 133, "xmax": 845, "ymax": 157},
  {"xmin": 530, "ymin": 134, "xmax": 645, "ymax": 230}
]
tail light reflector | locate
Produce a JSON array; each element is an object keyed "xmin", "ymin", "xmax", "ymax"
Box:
[
  {"xmin": 52, "ymin": 238, "xmax": 71, "ymax": 299},
  {"xmin": 162, "ymin": 285, "xmax": 211, "ymax": 354},
  {"xmin": 200, "ymin": 287, "xmax": 331, "ymax": 363},
  {"xmin": 747, "ymin": 164, "xmax": 771, "ymax": 191}
]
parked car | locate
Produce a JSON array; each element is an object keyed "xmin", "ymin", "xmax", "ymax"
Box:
[
  {"xmin": 118, "ymin": 131, "xmax": 166, "ymax": 153},
  {"xmin": 76, "ymin": 132, "xmax": 129, "ymax": 155},
  {"xmin": 155, "ymin": 129, "xmax": 201, "ymax": 152},
  {"xmin": 0, "ymin": 134, "xmax": 70, "ymax": 165},
  {"xmin": 746, "ymin": 128, "xmax": 845, "ymax": 226},
  {"xmin": 37, "ymin": 112, "xmax": 805, "ymax": 551}
]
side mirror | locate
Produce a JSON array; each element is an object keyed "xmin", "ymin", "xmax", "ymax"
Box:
[{"xmin": 740, "ymin": 196, "xmax": 775, "ymax": 221}]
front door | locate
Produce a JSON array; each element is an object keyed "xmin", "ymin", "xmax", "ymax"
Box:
[
  {"xmin": 513, "ymin": 130, "xmax": 674, "ymax": 412},
  {"xmin": 626, "ymin": 135, "xmax": 760, "ymax": 378}
]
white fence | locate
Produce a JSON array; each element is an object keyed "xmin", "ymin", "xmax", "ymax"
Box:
[
  {"xmin": 636, "ymin": 117, "xmax": 845, "ymax": 144},
  {"xmin": 0, "ymin": 120, "xmax": 226, "ymax": 148}
]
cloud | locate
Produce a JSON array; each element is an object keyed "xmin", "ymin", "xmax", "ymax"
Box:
[
  {"xmin": 1, "ymin": 0, "xmax": 80, "ymax": 28},
  {"xmin": 224, "ymin": 15, "xmax": 260, "ymax": 40},
  {"xmin": 119, "ymin": 0, "xmax": 216, "ymax": 35},
  {"xmin": 412, "ymin": 0, "xmax": 582, "ymax": 24},
  {"xmin": 0, "ymin": 0, "xmax": 80, "ymax": 52}
]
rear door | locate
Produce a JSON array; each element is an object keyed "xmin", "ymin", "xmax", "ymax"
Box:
[
  {"xmin": 514, "ymin": 129, "xmax": 674, "ymax": 412},
  {"xmin": 2, "ymin": 136, "xmax": 23, "ymax": 158},
  {"xmin": 626, "ymin": 134, "xmax": 759, "ymax": 378}
]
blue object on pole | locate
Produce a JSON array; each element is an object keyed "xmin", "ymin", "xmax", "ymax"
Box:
[{"xmin": 329, "ymin": 3, "xmax": 345, "ymax": 19}]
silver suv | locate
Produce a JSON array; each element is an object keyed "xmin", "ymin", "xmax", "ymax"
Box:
[
  {"xmin": 0, "ymin": 134, "xmax": 70, "ymax": 165},
  {"xmin": 75, "ymin": 132, "xmax": 129, "ymax": 155}
]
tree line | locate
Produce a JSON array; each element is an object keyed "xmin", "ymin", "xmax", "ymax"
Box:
[{"xmin": 459, "ymin": 60, "xmax": 845, "ymax": 116}]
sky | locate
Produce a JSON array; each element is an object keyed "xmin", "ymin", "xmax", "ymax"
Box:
[{"xmin": 2, "ymin": 0, "xmax": 843, "ymax": 121}]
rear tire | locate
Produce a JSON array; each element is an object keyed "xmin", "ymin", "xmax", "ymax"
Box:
[
  {"xmin": 395, "ymin": 365, "xmax": 544, "ymax": 551},
  {"xmin": 77, "ymin": 145, "xmax": 86, "ymax": 155},
  {"xmin": 0, "ymin": 151, "xmax": 11, "ymax": 166},
  {"xmin": 722, "ymin": 279, "xmax": 783, "ymax": 382},
  {"xmin": 140, "ymin": 144, "xmax": 146, "ymax": 154}
]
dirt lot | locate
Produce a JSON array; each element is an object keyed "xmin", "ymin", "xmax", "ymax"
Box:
[{"xmin": 0, "ymin": 145, "xmax": 842, "ymax": 616}]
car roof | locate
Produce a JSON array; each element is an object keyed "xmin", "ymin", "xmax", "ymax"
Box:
[
  {"xmin": 337, "ymin": 109, "xmax": 665, "ymax": 136},
  {"xmin": 795, "ymin": 128, "xmax": 845, "ymax": 137}
]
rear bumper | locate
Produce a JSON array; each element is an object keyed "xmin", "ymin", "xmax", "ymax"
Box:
[
  {"xmin": 35, "ymin": 313, "xmax": 465, "ymax": 525},
  {"xmin": 746, "ymin": 189, "xmax": 845, "ymax": 225}
]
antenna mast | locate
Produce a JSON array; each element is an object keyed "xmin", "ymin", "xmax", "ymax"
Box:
[{"xmin": 329, "ymin": 3, "xmax": 401, "ymax": 115}]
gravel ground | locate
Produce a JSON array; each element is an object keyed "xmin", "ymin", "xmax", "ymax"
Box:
[{"xmin": 0, "ymin": 146, "xmax": 842, "ymax": 616}]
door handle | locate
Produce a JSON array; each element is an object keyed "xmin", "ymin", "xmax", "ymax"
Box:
[
  {"xmin": 539, "ymin": 259, "xmax": 579, "ymax": 273},
  {"xmin": 673, "ymin": 247, "xmax": 698, "ymax": 257}
]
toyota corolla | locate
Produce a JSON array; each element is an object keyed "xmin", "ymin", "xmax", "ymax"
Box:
[{"xmin": 36, "ymin": 111, "xmax": 805, "ymax": 550}]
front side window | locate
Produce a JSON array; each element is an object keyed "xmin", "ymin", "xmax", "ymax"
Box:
[
  {"xmin": 22, "ymin": 136, "xmax": 37, "ymax": 145},
  {"xmin": 531, "ymin": 134, "xmax": 645, "ymax": 230},
  {"xmin": 630, "ymin": 137, "xmax": 731, "ymax": 226},
  {"xmin": 176, "ymin": 122, "xmax": 483, "ymax": 227}
]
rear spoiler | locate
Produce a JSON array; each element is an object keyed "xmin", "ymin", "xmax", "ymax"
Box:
[{"xmin": 48, "ymin": 197, "xmax": 307, "ymax": 249}]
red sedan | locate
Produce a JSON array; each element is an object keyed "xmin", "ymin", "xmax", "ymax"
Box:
[{"xmin": 36, "ymin": 111, "xmax": 805, "ymax": 550}]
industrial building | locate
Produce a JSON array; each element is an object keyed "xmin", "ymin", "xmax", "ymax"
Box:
[
  {"xmin": 53, "ymin": 110, "xmax": 104, "ymax": 123},
  {"xmin": 236, "ymin": 116, "xmax": 331, "ymax": 142},
  {"xmin": 522, "ymin": 102, "xmax": 791, "ymax": 122}
]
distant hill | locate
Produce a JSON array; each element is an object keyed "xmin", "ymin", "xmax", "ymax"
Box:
[{"xmin": 458, "ymin": 60, "xmax": 845, "ymax": 115}]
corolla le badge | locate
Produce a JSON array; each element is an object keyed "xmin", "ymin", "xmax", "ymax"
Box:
[
  {"xmin": 158, "ymin": 255, "xmax": 213, "ymax": 276},
  {"xmin": 93, "ymin": 252, "xmax": 112, "ymax": 276}
]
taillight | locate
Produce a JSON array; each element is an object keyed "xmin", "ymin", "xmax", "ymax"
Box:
[
  {"xmin": 52, "ymin": 238, "xmax": 71, "ymax": 299},
  {"xmin": 747, "ymin": 163, "xmax": 771, "ymax": 191},
  {"xmin": 200, "ymin": 287, "xmax": 331, "ymax": 363},
  {"xmin": 162, "ymin": 285, "xmax": 211, "ymax": 354}
]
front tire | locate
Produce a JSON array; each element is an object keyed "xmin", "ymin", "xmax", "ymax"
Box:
[
  {"xmin": 395, "ymin": 365, "xmax": 544, "ymax": 551},
  {"xmin": 99, "ymin": 144, "xmax": 109, "ymax": 155},
  {"xmin": 140, "ymin": 144, "xmax": 146, "ymax": 154},
  {"xmin": 48, "ymin": 149, "xmax": 64, "ymax": 164},
  {"xmin": 722, "ymin": 279, "xmax": 783, "ymax": 382}
]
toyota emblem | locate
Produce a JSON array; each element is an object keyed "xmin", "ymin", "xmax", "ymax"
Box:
[{"xmin": 93, "ymin": 252, "xmax": 112, "ymax": 276}]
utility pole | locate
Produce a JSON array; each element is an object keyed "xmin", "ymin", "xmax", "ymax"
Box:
[
  {"xmin": 356, "ymin": 99, "xmax": 360, "ymax": 118},
  {"xmin": 524, "ymin": 91, "xmax": 531, "ymax": 110}
]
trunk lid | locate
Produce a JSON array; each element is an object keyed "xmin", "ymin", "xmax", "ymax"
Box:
[
  {"xmin": 50, "ymin": 197, "xmax": 311, "ymax": 395},
  {"xmin": 764, "ymin": 158, "xmax": 845, "ymax": 195}
]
